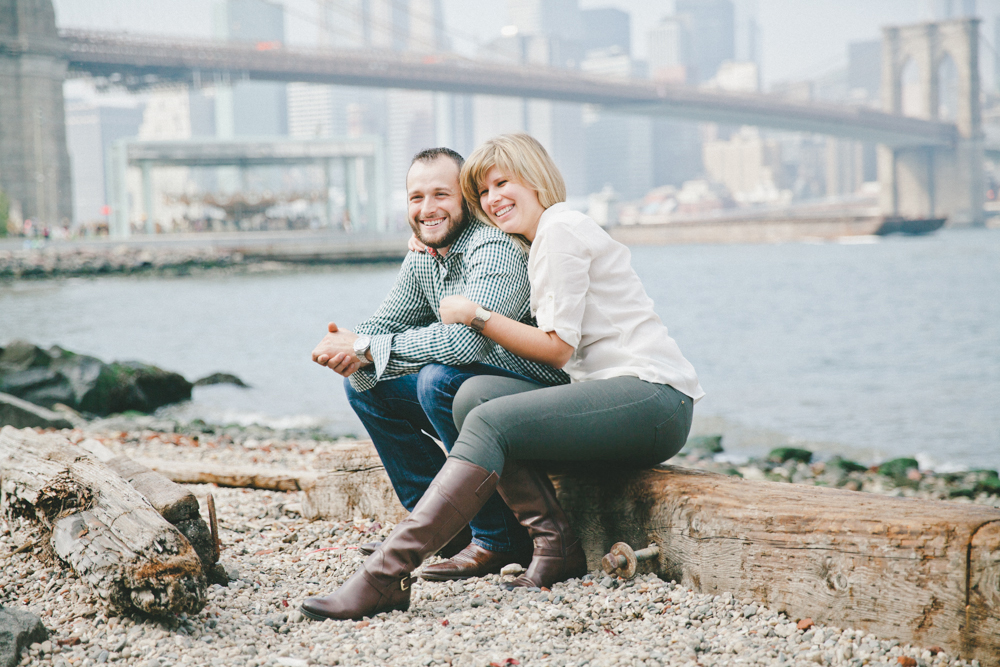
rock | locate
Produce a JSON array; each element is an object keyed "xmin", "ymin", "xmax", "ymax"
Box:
[
  {"xmin": 826, "ymin": 455, "xmax": 868, "ymax": 474},
  {"xmin": 797, "ymin": 617, "xmax": 814, "ymax": 630},
  {"xmin": 0, "ymin": 605, "xmax": 49, "ymax": 667},
  {"xmin": 193, "ymin": 373, "xmax": 250, "ymax": 388},
  {"xmin": 0, "ymin": 391, "xmax": 73, "ymax": 429},
  {"xmin": 877, "ymin": 458, "xmax": 919, "ymax": 479},
  {"xmin": 767, "ymin": 447, "xmax": 813, "ymax": 464},
  {"xmin": 0, "ymin": 341, "xmax": 192, "ymax": 416},
  {"xmin": 80, "ymin": 361, "xmax": 192, "ymax": 415},
  {"xmin": 0, "ymin": 341, "xmax": 49, "ymax": 372},
  {"xmin": 681, "ymin": 435, "xmax": 723, "ymax": 458}
]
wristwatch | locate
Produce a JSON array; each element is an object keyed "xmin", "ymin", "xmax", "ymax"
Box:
[
  {"xmin": 470, "ymin": 306, "xmax": 492, "ymax": 333},
  {"xmin": 352, "ymin": 336, "xmax": 372, "ymax": 364}
]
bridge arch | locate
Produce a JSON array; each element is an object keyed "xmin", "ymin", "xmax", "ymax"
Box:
[
  {"xmin": 937, "ymin": 53, "xmax": 958, "ymax": 122},
  {"xmin": 880, "ymin": 18, "xmax": 983, "ymax": 225},
  {"xmin": 899, "ymin": 58, "xmax": 923, "ymax": 118}
]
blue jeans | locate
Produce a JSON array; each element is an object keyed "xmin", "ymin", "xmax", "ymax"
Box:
[{"xmin": 344, "ymin": 363, "xmax": 538, "ymax": 554}]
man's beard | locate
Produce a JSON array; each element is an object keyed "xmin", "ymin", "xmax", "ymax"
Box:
[{"xmin": 411, "ymin": 205, "xmax": 469, "ymax": 249}]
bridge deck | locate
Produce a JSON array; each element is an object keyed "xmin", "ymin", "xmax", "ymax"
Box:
[{"xmin": 0, "ymin": 30, "xmax": 958, "ymax": 149}]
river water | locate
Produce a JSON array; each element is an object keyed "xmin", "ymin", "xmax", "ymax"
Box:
[{"xmin": 2, "ymin": 228, "xmax": 998, "ymax": 470}]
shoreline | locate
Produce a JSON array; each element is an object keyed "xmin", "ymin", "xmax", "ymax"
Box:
[
  {"xmin": 46, "ymin": 412, "xmax": 1000, "ymax": 507},
  {"xmin": 3, "ymin": 226, "xmax": 994, "ymax": 282}
]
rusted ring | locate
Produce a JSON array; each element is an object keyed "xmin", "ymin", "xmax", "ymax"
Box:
[{"xmin": 606, "ymin": 542, "xmax": 638, "ymax": 579}]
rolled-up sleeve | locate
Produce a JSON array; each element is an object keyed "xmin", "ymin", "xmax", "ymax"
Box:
[{"xmin": 530, "ymin": 224, "xmax": 591, "ymax": 350}]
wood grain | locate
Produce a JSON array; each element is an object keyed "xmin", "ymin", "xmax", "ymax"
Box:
[
  {"xmin": 550, "ymin": 464, "xmax": 1000, "ymax": 666},
  {"xmin": 100, "ymin": 438, "xmax": 1000, "ymax": 661},
  {"xmin": 135, "ymin": 458, "xmax": 317, "ymax": 492},
  {"xmin": 0, "ymin": 427, "xmax": 206, "ymax": 615}
]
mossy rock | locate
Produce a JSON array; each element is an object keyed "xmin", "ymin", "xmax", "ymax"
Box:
[
  {"xmin": 79, "ymin": 361, "xmax": 192, "ymax": 416},
  {"xmin": 767, "ymin": 447, "xmax": 813, "ymax": 464},
  {"xmin": 0, "ymin": 340, "xmax": 52, "ymax": 372},
  {"xmin": 827, "ymin": 456, "xmax": 868, "ymax": 474},
  {"xmin": 966, "ymin": 469, "xmax": 1000, "ymax": 495},
  {"xmin": 877, "ymin": 458, "xmax": 919, "ymax": 478},
  {"xmin": 681, "ymin": 434, "xmax": 723, "ymax": 458}
]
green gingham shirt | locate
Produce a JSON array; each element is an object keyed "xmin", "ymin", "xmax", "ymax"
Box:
[{"xmin": 349, "ymin": 219, "xmax": 570, "ymax": 392}]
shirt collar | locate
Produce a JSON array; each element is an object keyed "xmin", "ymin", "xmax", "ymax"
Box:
[
  {"xmin": 537, "ymin": 202, "xmax": 571, "ymax": 233},
  {"xmin": 430, "ymin": 217, "xmax": 481, "ymax": 262}
]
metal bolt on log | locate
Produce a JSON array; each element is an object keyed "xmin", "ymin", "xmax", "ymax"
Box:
[{"xmin": 601, "ymin": 542, "xmax": 659, "ymax": 579}]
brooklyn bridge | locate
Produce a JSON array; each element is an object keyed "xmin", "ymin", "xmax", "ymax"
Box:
[{"xmin": 0, "ymin": 0, "xmax": 988, "ymax": 231}]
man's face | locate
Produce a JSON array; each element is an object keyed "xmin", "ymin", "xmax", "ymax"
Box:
[{"xmin": 406, "ymin": 157, "xmax": 467, "ymax": 251}]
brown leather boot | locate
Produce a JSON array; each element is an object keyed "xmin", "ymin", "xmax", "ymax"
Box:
[
  {"xmin": 300, "ymin": 459, "xmax": 499, "ymax": 621},
  {"xmin": 357, "ymin": 524, "xmax": 473, "ymax": 559},
  {"xmin": 496, "ymin": 461, "xmax": 588, "ymax": 590},
  {"xmin": 418, "ymin": 541, "xmax": 533, "ymax": 581}
]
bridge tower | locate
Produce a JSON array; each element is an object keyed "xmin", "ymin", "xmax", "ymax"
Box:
[
  {"xmin": 0, "ymin": 0, "xmax": 72, "ymax": 227},
  {"xmin": 879, "ymin": 18, "xmax": 983, "ymax": 225}
]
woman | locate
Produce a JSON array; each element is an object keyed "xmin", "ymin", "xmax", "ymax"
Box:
[{"xmin": 300, "ymin": 134, "xmax": 702, "ymax": 622}]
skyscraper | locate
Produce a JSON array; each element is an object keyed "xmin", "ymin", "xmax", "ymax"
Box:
[
  {"xmin": 580, "ymin": 8, "xmax": 630, "ymax": 56},
  {"xmin": 486, "ymin": 0, "xmax": 586, "ymax": 195},
  {"xmin": 674, "ymin": 0, "xmax": 736, "ymax": 83},
  {"xmin": 215, "ymin": 0, "xmax": 287, "ymax": 137}
]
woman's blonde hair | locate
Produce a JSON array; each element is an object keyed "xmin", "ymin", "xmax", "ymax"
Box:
[{"xmin": 460, "ymin": 134, "xmax": 566, "ymax": 250}]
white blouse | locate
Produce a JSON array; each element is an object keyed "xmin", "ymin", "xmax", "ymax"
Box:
[{"xmin": 529, "ymin": 203, "xmax": 705, "ymax": 402}]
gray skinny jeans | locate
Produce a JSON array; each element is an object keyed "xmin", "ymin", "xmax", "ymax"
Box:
[{"xmin": 449, "ymin": 375, "xmax": 693, "ymax": 475}]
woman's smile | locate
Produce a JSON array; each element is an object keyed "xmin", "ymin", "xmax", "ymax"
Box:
[{"xmin": 480, "ymin": 167, "xmax": 545, "ymax": 241}]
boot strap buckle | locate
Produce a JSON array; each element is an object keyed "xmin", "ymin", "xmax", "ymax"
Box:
[{"xmin": 400, "ymin": 576, "xmax": 414, "ymax": 591}]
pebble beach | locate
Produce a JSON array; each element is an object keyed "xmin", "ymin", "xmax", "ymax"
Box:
[{"xmin": 2, "ymin": 417, "xmax": 996, "ymax": 667}]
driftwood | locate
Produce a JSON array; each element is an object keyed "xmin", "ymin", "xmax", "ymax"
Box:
[
  {"xmin": 77, "ymin": 440, "xmax": 217, "ymax": 573},
  {"xmin": 300, "ymin": 442, "xmax": 407, "ymax": 523},
  {"xmin": 260, "ymin": 440, "xmax": 1000, "ymax": 664},
  {"xmin": 137, "ymin": 458, "xmax": 317, "ymax": 493},
  {"xmin": 133, "ymin": 443, "xmax": 403, "ymax": 523},
  {"xmin": 550, "ymin": 464, "xmax": 1000, "ymax": 667},
  {"xmin": 116, "ymin": 439, "xmax": 1000, "ymax": 662},
  {"xmin": 0, "ymin": 427, "xmax": 206, "ymax": 615}
]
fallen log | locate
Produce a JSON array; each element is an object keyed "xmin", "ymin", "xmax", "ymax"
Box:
[
  {"xmin": 77, "ymin": 440, "xmax": 217, "ymax": 574},
  {"xmin": 550, "ymin": 464, "xmax": 1000, "ymax": 667},
  {"xmin": 300, "ymin": 442, "xmax": 407, "ymax": 523},
  {"xmin": 136, "ymin": 458, "xmax": 317, "ymax": 493},
  {"xmin": 278, "ymin": 440, "xmax": 1000, "ymax": 664},
  {"xmin": 131, "ymin": 442, "xmax": 403, "ymax": 523},
  {"xmin": 119, "ymin": 440, "xmax": 1000, "ymax": 662},
  {"xmin": 0, "ymin": 426, "xmax": 206, "ymax": 616}
]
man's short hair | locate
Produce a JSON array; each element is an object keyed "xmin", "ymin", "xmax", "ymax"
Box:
[{"xmin": 411, "ymin": 147, "xmax": 464, "ymax": 171}]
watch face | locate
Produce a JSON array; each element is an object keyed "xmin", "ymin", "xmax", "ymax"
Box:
[{"xmin": 353, "ymin": 337, "xmax": 371, "ymax": 353}]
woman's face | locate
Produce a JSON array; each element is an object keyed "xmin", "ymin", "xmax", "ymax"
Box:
[{"xmin": 479, "ymin": 166, "xmax": 546, "ymax": 242}]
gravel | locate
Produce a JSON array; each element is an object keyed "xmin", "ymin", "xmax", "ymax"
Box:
[{"xmin": 0, "ymin": 421, "xmax": 988, "ymax": 667}]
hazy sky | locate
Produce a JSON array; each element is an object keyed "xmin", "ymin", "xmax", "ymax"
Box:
[{"xmin": 52, "ymin": 0, "xmax": 1000, "ymax": 87}]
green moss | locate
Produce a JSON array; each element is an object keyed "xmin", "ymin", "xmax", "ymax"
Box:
[
  {"xmin": 767, "ymin": 447, "xmax": 813, "ymax": 464},
  {"xmin": 877, "ymin": 458, "xmax": 919, "ymax": 478},
  {"xmin": 827, "ymin": 456, "xmax": 868, "ymax": 474}
]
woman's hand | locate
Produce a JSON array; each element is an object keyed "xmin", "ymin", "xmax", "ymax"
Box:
[
  {"xmin": 440, "ymin": 295, "xmax": 478, "ymax": 326},
  {"xmin": 407, "ymin": 234, "xmax": 428, "ymax": 253}
]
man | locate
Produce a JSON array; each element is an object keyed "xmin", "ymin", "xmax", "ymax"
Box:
[{"xmin": 311, "ymin": 147, "xmax": 568, "ymax": 581}]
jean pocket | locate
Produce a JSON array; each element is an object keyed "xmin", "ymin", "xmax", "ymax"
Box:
[{"xmin": 652, "ymin": 396, "xmax": 693, "ymax": 464}]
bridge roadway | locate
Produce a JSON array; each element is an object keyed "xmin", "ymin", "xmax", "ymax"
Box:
[{"xmin": 1, "ymin": 29, "xmax": 958, "ymax": 149}]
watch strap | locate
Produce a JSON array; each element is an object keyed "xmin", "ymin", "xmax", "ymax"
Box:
[
  {"xmin": 470, "ymin": 306, "xmax": 491, "ymax": 333},
  {"xmin": 353, "ymin": 338, "xmax": 371, "ymax": 363}
]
